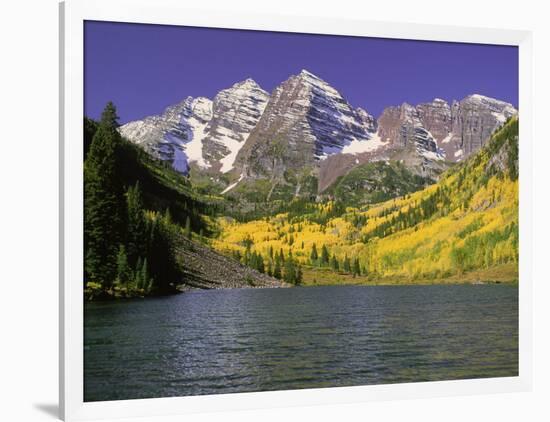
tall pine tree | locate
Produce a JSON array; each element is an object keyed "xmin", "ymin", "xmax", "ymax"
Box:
[
  {"xmin": 126, "ymin": 182, "xmax": 147, "ymax": 268},
  {"xmin": 273, "ymin": 254, "xmax": 282, "ymax": 279},
  {"xmin": 352, "ymin": 258, "xmax": 361, "ymax": 277},
  {"xmin": 116, "ymin": 245, "xmax": 132, "ymax": 291},
  {"xmin": 84, "ymin": 102, "xmax": 126, "ymax": 287},
  {"xmin": 310, "ymin": 243, "xmax": 318, "ymax": 263},
  {"xmin": 321, "ymin": 244, "xmax": 330, "ymax": 265},
  {"xmin": 343, "ymin": 255, "xmax": 351, "ymax": 273}
]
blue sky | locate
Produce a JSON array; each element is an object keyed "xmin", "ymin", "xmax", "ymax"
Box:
[{"xmin": 85, "ymin": 21, "xmax": 518, "ymax": 124}]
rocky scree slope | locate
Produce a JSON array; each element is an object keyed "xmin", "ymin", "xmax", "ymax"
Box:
[{"xmin": 175, "ymin": 235, "xmax": 288, "ymax": 289}]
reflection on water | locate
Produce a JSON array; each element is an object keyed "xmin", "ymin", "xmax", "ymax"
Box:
[{"xmin": 84, "ymin": 284, "xmax": 518, "ymax": 402}]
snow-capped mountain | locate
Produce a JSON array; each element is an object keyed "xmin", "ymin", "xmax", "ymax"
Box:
[
  {"xmin": 120, "ymin": 96, "xmax": 213, "ymax": 173},
  {"xmin": 203, "ymin": 79, "xmax": 269, "ymax": 173},
  {"xmin": 378, "ymin": 102, "xmax": 444, "ymax": 160},
  {"xmin": 234, "ymin": 69, "xmax": 381, "ymax": 179},
  {"xmin": 119, "ymin": 69, "xmax": 517, "ymax": 196},
  {"xmin": 378, "ymin": 95, "xmax": 517, "ymax": 164},
  {"xmin": 119, "ymin": 79, "xmax": 269, "ymax": 174},
  {"xmin": 449, "ymin": 94, "xmax": 518, "ymax": 159}
]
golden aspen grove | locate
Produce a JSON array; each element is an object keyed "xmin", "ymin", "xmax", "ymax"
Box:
[{"xmin": 211, "ymin": 118, "xmax": 519, "ymax": 285}]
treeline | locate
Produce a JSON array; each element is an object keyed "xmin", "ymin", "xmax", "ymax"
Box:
[
  {"xmin": 309, "ymin": 243, "xmax": 363, "ymax": 276},
  {"xmin": 221, "ymin": 195, "xmax": 348, "ymax": 226},
  {"xmin": 328, "ymin": 160, "xmax": 433, "ymax": 207},
  {"xmin": 84, "ymin": 103, "xmax": 195, "ymax": 296},
  {"xmin": 232, "ymin": 240, "xmax": 365, "ymax": 283},
  {"xmin": 231, "ymin": 244, "xmax": 303, "ymax": 285}
]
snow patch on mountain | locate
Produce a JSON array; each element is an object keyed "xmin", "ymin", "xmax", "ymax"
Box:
[
  {"xmin": 120, "ymin": 79, "xmax": 268, "ymax": 174},
  {"xmin": 441, "ymin": 132, "xmax": 453, "ymax": 144},
  {"xmin": 183, "ymin": 115, "xmax": 210, "ymax": 169},
  {"xmin": 341, "ymin": 132, "xmax": 387, "ymax": 155},
  {"xmin": 221, "ymin": 173, "xmax": 245, "ymax": 194},
  {"xmin": 203, "ymin": 79, "xmax": 269, "ymax": 172},
  {"xmin": 421, "ymin": 150, "xmax": 445, "ymax": 161},
  {"xmin": 218, "ymin": 133, "xmax": 249, "ymax": 173},
  {"xmin": 119, "ymin": 96, "xmax": 213, "ymax": 173}
]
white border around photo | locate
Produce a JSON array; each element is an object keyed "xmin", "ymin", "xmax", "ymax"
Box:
[{"xmin": 60, "ymin": 0, "xmax": 533, "ymax": 420}]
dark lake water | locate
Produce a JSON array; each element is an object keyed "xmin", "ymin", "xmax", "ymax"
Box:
[{"xmin": 84, "ymin": 284, "xmax": 518, "ymax": 402}]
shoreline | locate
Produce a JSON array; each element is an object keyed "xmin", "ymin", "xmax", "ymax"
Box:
[{"xmin": 85, "ymin": 276, "xmax": 517, "ymax": 301}]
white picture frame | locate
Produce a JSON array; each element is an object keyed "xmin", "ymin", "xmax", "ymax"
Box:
[{"xmin": 60, "ymin": 0, "xmax": 533, "ymax": 420}]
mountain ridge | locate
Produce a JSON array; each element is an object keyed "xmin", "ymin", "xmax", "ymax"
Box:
[{"xmin": 119, "ymin": 70, "xmax": 517, "ymax": 198}]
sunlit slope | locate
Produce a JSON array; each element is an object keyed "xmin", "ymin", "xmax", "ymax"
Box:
[{"xmin": 213, "ymin": 118, "xmax": 519, "ymax": 283}]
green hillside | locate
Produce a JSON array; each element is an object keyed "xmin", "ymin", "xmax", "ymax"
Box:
[
  {"xmin": 325, "ymin": 160, "xmax": 433, "ymax": 207},
  {"xmin": 213, "ymin": 117, "xmax": 519, "ymax": 284}
]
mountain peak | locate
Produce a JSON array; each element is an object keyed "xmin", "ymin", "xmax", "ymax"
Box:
[
  {"xmin": 294, "ymin": 69, "xmax": 341, "ymax": 98},
  {"xmin": 298, "ymin": 69, "xmax": 325, "ymax": 82},
  {"xmin": 234, "ymin": 78, "xmax": 261, "ymax": 89},
  {"xmin": 465, "ymin": 93, "xmax": 514, "ymax": 107},
  {"xmin": 468, "ymin": 93, "xmax": 493, "ymax": 101},
  {"xmin": 299, "ymin": 68, "xmax": 318, "ymax": 77},
  {"xmin": 432, "ymin": 98, "xmax": 449, "ymax": 105}
]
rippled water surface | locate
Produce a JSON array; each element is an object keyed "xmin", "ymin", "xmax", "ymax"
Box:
[{"xmin": 84, "ymin": 285, "xmax": 518, "ymax": 402}]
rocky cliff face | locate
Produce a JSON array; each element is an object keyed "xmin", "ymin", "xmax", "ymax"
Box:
[
  {"xmin": 119, "ymin": 79, "xmax": 268, "ymax": 174},
  {"xmin": 202, "ymin": 79, "xmax": 269, "ymax": 173},
  {"xmin": 120, "ymin": 97, "xmax": 213, "ymax": 173},
  {"xmin": 416, "ymin": 98, "xmax": 452, "ymax": 143},
  {"xmin": 376, "ymin": 102, "xmax": 445, "ymax": 179},
  {"xmin": 119, "ymin": 70, "xmax": 517, "ymax": 197},
  {"xmin": 235, "ymin": 70, "xmax": 380, "ymax": 180},
  {"xmin": 377, "ymin": 95, "xmax": 517, "ymax": 165},
  {"xmin": 450, "ymin": 94, "xmax": 517, "ymax": 158}
]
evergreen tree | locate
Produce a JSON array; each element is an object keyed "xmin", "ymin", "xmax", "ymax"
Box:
[
  {"xmin": 126, "ymin": 182, "xmax": 147, "ymax": 268},
  {"xmin": 273, "ymin": 254, "xmax": 282, "ymax": 279},
  {"xmin": 296, "ymin": 264, "xmax": 303, "ymax": 285},
  {"xmin": 134, "ymin": 256, "xmax": 143, "ymax": 289},
  {"xmin": 185, "ymin": 215, "xmax": 192, "ymax": 239},
  {"xmin": 343, "ymin": 255, "xmax": 351, "ymax": 273},
  {"xmin": 116, "ymin": 245, "xmax": 132, "ymax": 290},
  {"xmin": 321, "ymin": 244, "xmax": 330, "ymax": 265},
  {"xmin": 352, "ymin": 258, "xmax": 361, "ymax": 277},
  {"xmin": 331, "ymin": 254, "xmax": 340, "ymax": 271},
  {"xmin": 267, "ymin": 260, "xmax": 273, "ymax": 277},
  {"xmin": 310, "ymin": 243, "xmax": 318, "ymax": 263},
  {"xmin": 163, "ymin": 208, "xmax": 172, "ymax": 225},
  {"xmin": 244, "ymin": 244, "xmax": 251, "ymax": 266},
  {"xmin": 83, "ymin": 117, "xmax": 98, "ymax": 160},
  {"xmin": 141, "ymin": 258, "xmax": 149, "ymax": 291},
  {"xmin": 256, "ymin": 254, "xmax": 265, "ymax": 273},
  {"xmin": 84, "ymin": 102, "xmax": 126, "ymax": 287},
  {"xmin": 284, "ymin": 257, "xmax": 296, "ymax": 284},
  {"xmin": 146, "ymin": 215, "xmax": 179, "ymax": 294}
]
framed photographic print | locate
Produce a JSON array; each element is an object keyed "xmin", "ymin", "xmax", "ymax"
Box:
[{"xmin": 60, "ymin": 0, "xmax": 533, "ymax": 420}]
